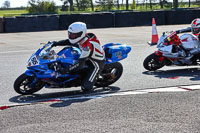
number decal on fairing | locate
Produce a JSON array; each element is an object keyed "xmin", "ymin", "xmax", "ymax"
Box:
[
  {"xmin": 31, "ymin": 57, "xmax": 38, "ymax": 65},
  {"xmin": 28, "ymin": 55, "xmax": 39, "ymax": 67}
]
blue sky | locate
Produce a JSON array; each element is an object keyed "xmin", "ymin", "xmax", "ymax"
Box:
[{"xmin": 0, "ymin": 0, "xmax": 63, "ymax": 8}]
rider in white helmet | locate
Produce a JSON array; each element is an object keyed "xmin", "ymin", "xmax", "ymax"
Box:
[
  {"xmin": 52, "ymin": 22, "xmax": 105, "ymax": 92},
  {"xmin": 173, "ymin": 18, "xmax": 200, "ymax": 62},
  {"xmin": 163, "ymin": 18, "xmax": 200, "ymax": 64},
  {"xmin": 176, "ymin": 18, "xmax": 200, "ymax": 39},
  {"xmin": 191, "ymin": 18, "xmax": 200, "ymax": 37}
]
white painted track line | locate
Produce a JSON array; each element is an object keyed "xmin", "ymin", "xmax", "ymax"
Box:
[{"xmin": 1, "ymin": 84, "xmax": 200, "ymax": 111}]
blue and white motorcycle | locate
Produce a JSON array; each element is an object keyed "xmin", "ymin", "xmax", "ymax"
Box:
[{"xmin": 14, "ymin": 42, "xmax": 131, "ymax": 95}]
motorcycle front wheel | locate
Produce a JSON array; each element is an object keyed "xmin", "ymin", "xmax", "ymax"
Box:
[
  {"xmin": 95, "ymin": 62, "xmax": 123, "ymax": 87},
  {"xmin": 143, "ymin": 53, "xmax": 165, "ymax": 71},
  {"xmin": 14, "ymin": 73, "xmax": 44, "ymax": 95}
]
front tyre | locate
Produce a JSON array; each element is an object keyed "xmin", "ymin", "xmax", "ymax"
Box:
[
  {"xmin": 143, "ymin": 53, "xmax": 165, "ymax": 71},
  {"xmin": 14, "ymin": 73, "xmax": 44, "ymax": 95},
  {"xmin": 95, "ymin": 62, "xmax": 123, "ymax": 87}
]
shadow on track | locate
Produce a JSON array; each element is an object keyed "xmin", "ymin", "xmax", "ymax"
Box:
[
  {"xmin": 9, "ymin": 86, "xmax": 120, "ymax": 107},
  {"xmin": 143, "ymin": 67, "xmax": 200, "ymax": 81}
]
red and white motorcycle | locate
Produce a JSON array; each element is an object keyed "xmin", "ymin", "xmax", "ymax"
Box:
[{"xmin": 143, "ymin": 31, "xmax": 200, "ymax": 71}]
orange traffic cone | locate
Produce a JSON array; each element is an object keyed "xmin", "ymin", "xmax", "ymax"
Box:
[{"xmin": 148, "ymin": 18, "xmax": 159, "ymax": 46}]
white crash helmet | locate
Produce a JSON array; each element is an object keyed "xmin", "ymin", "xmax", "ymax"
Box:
[
  {"xmin": 68, "ymin": 22, "xmax": 87, "ymax": 44},
  {"xmin": 191, "ymin": 18, "xmax": 200, "ymax": 36}
]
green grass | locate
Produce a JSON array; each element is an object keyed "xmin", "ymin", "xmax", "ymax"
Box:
[
  {"xmin": 0, "ymin": 10, "xmax": 28, "ymax": 17},
  {"xmin": 0, "ymin": 4, "xmax": 199, "ymax": 17}
]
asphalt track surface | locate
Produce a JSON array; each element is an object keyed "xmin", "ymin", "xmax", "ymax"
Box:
[{"xmin": 1, "ymin": 25, "xmax": 200, "ymax": 132}]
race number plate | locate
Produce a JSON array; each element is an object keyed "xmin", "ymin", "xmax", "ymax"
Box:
[{"xmin": 28, "ymin": 55, "xmax": 40, "ymax": 67}]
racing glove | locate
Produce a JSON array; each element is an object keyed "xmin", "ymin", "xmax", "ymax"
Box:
[
  {"xmin": 51, "ymin": 41, "xmax": 57, "ymax": 47},
  {"xmin": 52, "ymin": 39, "xmax": 71, "ymax": 47}
]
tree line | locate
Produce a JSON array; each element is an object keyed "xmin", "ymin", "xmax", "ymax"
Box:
[{"xmin": 1, "ymin": 0, "xmax": 200, "ymax": 13}]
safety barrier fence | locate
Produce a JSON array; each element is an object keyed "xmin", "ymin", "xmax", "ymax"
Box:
[
  {"xmin": 0, "ymin": 17, "xmax": 3, "ymax": 32},
  {"xmin": 0, "ymin": 9, "xmax": 200, "ymax": 33}
]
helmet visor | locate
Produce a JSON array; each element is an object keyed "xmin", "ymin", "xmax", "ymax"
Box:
[
  {"xmin": 192, "ymin": 28, "xmax": 200, "ymax": 34},
  {"xmin": 68, "ymin": 31, "xmax": 83, "ymax": 40}
]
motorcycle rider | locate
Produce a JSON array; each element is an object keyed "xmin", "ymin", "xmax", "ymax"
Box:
[
  {"xmin": 166, "ymin": 18, "xmax": 200, "ymax": 64},
  {"xmin": 176, "ymin": 18, "xmax": 200, "ymax": 39},
  {"xmin": 52, "ymin": 22, "xmax": 105, "ymax": 92}
]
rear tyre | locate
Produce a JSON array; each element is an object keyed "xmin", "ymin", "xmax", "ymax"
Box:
[
  {"xmin": 95, "ymin": 62, "xmax": 123, "ymax": 87},
  {"xmin": 143, "ymin": 53, "xmax": 165, "ymax": 71},
  {"xmin": 14, "ymin": 73, "xmax": 44, "ymax": 95}
]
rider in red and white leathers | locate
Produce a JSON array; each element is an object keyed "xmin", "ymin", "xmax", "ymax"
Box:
[
  {"xmin": 176, "ymin": 18, "xmax": 200, "ymax": 39},
  {"xmin": 52, "ymin": 22, "xmax": 105, "ymax": 92},
  {"xmin": 175, "ymin": 18, "xmax": 200, "ymax": 56}
]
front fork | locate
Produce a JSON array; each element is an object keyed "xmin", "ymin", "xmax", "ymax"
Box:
[{"xmin": 25, "ymin": 69, "xmax": 39, "ymax": 88}]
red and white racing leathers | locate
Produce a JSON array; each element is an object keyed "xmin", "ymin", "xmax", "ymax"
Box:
[
  {"xmin": 78, "ymin": 33, "xmax": 105, "ymax": 89},
  {"xmin": 79, "ymin": 33, "xmax": 104, "ymax": 60},
  {"xmin": 53, "ymin": 33, "xmax": 105, "ymax": 91}
]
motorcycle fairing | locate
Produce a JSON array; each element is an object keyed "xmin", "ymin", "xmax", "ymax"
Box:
[
  {"xmin": 25, "ymin": 42, "xmax": 131, "ymax": 84},
  {"xmin": 103, "ymin": 43, "xmax": 131, "ymax": 64},
  {"xmin": 57, "ymin": 47, "xmax": 81, "ymax": 66},
  {"xmin": 26, "ymin": 46, "xmax": 81, "ymax": 79}
]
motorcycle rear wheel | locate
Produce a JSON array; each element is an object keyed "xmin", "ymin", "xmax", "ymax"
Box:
[
  {"xmin": 14, "ymin": 73, "xmax": 44, "ymax": 95},
  {"xmin": 95, "ymin": 62, "xmax": 123, "ymax": 87},
  {"xmin": 143, "ymin": 53, "xmax": 165, "ymax": 71}
]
